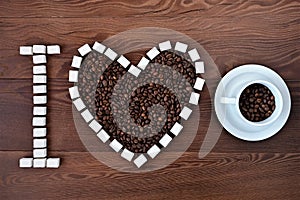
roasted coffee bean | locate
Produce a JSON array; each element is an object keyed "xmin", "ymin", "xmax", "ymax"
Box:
[
  {"xmin": 78, "ymin": 50, "xmax": 198, "ymax": 153},
  {"xmin": 239, "ymin": 83, "xmax": 276, "ymax": 122}
]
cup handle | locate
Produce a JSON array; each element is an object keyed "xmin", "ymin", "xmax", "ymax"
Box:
[{"xmin": 220, "ymin": 97, "xmax": 236, "ymax": 104}]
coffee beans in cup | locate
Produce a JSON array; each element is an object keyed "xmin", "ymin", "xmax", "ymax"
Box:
[{"xmin": 239, "ymin": 83, "xmax": 276, "ymax": 122}]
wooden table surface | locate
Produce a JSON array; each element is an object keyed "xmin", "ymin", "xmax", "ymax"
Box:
[{"xmin": 0, "ymin": 0, "xmax": 299, "ymax": 199}]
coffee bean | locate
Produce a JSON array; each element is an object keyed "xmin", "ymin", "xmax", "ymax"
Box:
[
  {"xmin": 77, "ymin": 50, "xmax": 197, "ymax": 153},
  {"xmin": 239, "ymin": 83, "xmax": 276, "ymax": 122}
]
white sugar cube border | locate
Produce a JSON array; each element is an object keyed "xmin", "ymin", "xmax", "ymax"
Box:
[
  {"xmin": 19, "ymin": 45, "xmax": 61, "ymax": 168},
  {"xmin": 67, "ymin": 41, "xmax": 206, "ymax": 168}
]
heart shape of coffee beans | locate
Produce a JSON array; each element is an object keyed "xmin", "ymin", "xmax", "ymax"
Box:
[{"xmin": 68, "ymin": 41, "xmax": 205, "ymax": 168}]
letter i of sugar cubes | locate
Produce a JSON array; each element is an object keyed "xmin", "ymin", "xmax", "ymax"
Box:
[
  {"xmin": 19, "ymin": 45, "xmax": 61, "ymax": 168},
  {"xmin": 32, "ymin": 45, "xmax": 48, "ymax": 162}
]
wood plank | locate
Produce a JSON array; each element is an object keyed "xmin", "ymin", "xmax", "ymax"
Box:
[
  {"xmin": 0, "ymin": 79, "xmax": 299, "ymax": 152},
  {"xmin": 0, "ymin": 1, "xmax": 299, "ymax": 199},
  {"xmin": 0, "ymin": 0, "xmax": 298, "ymax": 18},
  {"xmin": 0, "ymin": 151, "xmax": 299, "ymax": 200},
  {"xmin": 0, "ymin": 15, "xmax": 299, "ymax": 79}
]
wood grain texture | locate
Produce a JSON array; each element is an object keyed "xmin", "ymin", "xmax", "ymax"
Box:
[
  {"xmin": 0, "ymin": 0, "xmax": 299, "ymax": 19},
  {"xmin": 0, "ymin": 0, "xmax": 299, "ymax": 199},
  {"xmin": 0, "ymin": 152, "xmax": 299, "ymax": 200},
  {"xmin": 0, "ymin": 7, "xmax": 299, "ymax": 79}
]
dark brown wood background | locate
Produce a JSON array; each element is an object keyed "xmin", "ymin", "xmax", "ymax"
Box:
[{"xmin": 0, "ymin": 0, "xmax": 299, "ymax": 199}]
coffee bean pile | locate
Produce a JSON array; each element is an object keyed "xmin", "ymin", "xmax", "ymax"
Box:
[
  {"xmin": 153, "ymin": 51, "xmax": 197, "ymax": 86},
  {"xmin": 110, "ymin": 81, "xmax": 182, "ymax": 153},
  {"xmin": 239, "ymin": 83, "xmax": 276, "ymax": 122},
  {"xmin": 129, "ymin": 83, "xmax": 181, "ymax": 128},
  {"xmin": 78, "ymin": 50, "xmax": 199, "ymax": 153},
  {"xmin": 78, "ymin": 51, "xmax": 111, "ymax": 113}
]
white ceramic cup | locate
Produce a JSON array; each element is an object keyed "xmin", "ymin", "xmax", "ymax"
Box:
[{"xmin": 221, "ymin": 80, "xmax": 283, "ymax": 126}]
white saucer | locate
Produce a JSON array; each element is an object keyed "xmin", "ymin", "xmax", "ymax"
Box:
[{"xmin": 214, "ymin": 64, "xmax": 291, "ymax": 141}]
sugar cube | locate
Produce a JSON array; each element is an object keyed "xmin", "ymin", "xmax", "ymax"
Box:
[
  {"xmin": 188, "ymin": 48, "xmax": 200, "ymax": 62},
  {"xmin": 104, "ymin": 48, "xmax": 118, "ymax": 60},
  {"xmin": 159, "ymin": 134, "xmax": 172, "ymax": 148},
  {"xmin": 121, "ymin": 149, "xmax": 134, "ymax": 162},
  {"xmin": 97, "ymin": 129, "xmax": 110, "ymax": 143},
  {"xmin": 117, "ymin": 55, "xmax": 130, "ymax": 68},
  {"xmin": 33, "ymin": 96, "xmax": 47, "ymax": 104},
  {"xmin": 189, "ymin": 92, "xmax": 200, "ymax": 105},
  {"xmin": 194, "ymin": 77, "xmax": 205, "ymax": 91},
  {"xmin": 47, "ymin": 45, "xmax": 60, "ymax": 54},
  {"xmin": 195, "ymin": 61, "xmax": 204, "ymax": 74},
  {"xmin": 32, "ymin": 117, "xmax": 46, "ymax": 126},
  {"xmin": 89, "ymin": 119, "xmax": 102, "ymax": 133},
  {"xmin": 33, "ymin": 158, "xmax": 46, "ymax": 168},
  {"xmin": 159, "ymin": 41, "xmax": 172, "ymax": 51},
  {"xmin": 146, "ymin": 47, "xmax": 160, "ymax": 60},
  {"xmin": 68, "ymin": 86, "xmax": 80, "ymax": 100},
  {"xmin": 128, "ymin": 65, "xmax": 141, "ymax": 77},
  {"xmin": 46, "ymin": 158, "xmax": 60, "ymax": 168},
  {"xmin": 81, "ymin": 109, "xmax": 93, "ymax": 123},
  {"xmin": 33, "ymin": 85, "xmax": 47, "ymax": 94},
  {"xmin": 33, "ymin": 148, "xmax": 47, "ymax": 158},
  {"xmin": 92, "ymin": 41, "xmax": 106, "ymax": 53},
  {"xmin": 71, "ymin": 56, "xmax": 82, "ymax": 68},
  {"xmin": 33, "ymin": 128, "xmax": 47, "ymax": 137},
  {"xmin": 33, "ymin": 75, "xmax": 47, "ymax": 84},
  {"xmin": 33, "ymin": 106, "xmax": 47, "ymax": 115},
  {"xmin": 170, "ymin": 122, "xmax": 183, "ymax": 136},
  {"xmin": 147, "ymin": 145, "xmax": 160, "ymax": 159},
  {"xmin": 69, "ymin": 70, "xmax": 78, "ymax": 82},
  {"xmin": 174, "ymin": 42, "xmax": 188, "ymax": 53},
  {"xmin": 137, "ymin": 57, "xmax": 149, "ymax": 70},
  {"xmin": 78, "ymin": 44, "xmax": 92, "ymax": 56},
  {"xmin": 179, "ymin": 106, "xmax": 192, "ymax": 120},
  {"xmin": 19, "ymin": 158, "xmax": 33, "ymax": 168},
  {"xmin": 33, "ymin": 65, "xmax": 46, "ymax": 74},
  {"xmin": 33, "ymin": 138, "xmax": 47, "ymax": 148},
  {"xmin": 109, "ymin": 139, "xmax": 123, "ymax": 152},
  {"xmin": 133, "ymin": 154, "xmax": 147, "ymax": 168},
  {"xmin": 72, "ymin": 98, "xmax": 85, "ymax": 111},
  {"xmin": 33, "ymin": 55, "xmax": 47, "ymax": 64},
  {"xmin": 33, "ymin": 45, "xmax": 46, "ymax": 54},
  {"xmin": 20, "ymin": 46, "xmax": 33, "ymax": 55}
]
